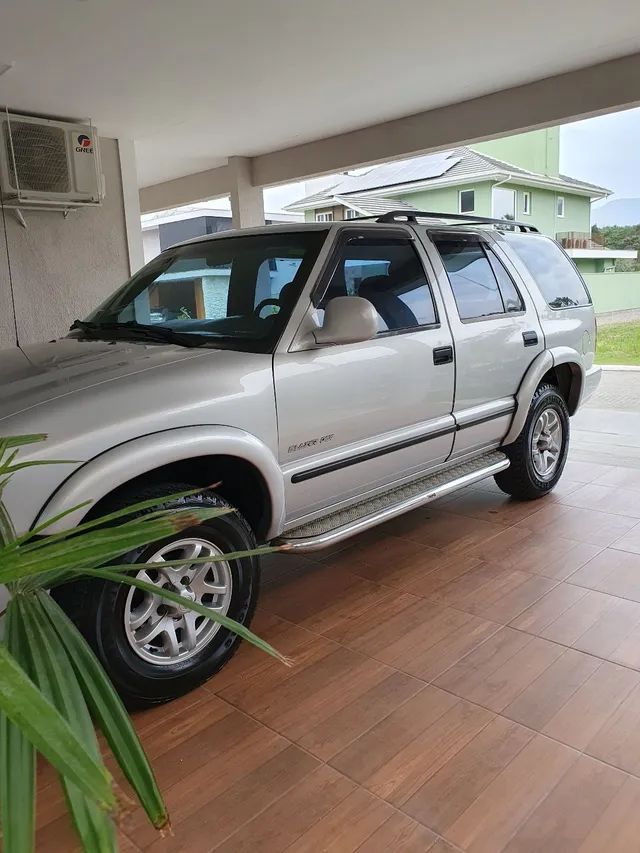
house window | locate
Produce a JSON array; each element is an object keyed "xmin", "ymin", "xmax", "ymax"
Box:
[
  {"xmin": 522, "ymin": 191, "xmax": 531, "ymax": 215},
  {"xmin": 557, "ymin": 196, "xmax": 565, "ymax": 217},
  {"xmin": 345, "ymin": 208, "xmax": 359, "ymax": 219},
  {"xmin": 492, "ymin": 187, "xmax": 516, "ymax": 221},
  {"xmin": 315, "ymin": 211, "xmax": 334, "ymax": 222},
  {"xmin": 459, "ymin": 189, "xmax": 475, "ymax": 214}
]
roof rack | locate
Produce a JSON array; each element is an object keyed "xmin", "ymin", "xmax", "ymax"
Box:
[{"xmin": 375, "ymin": 210, "xmax": 539, "ymax": 233}]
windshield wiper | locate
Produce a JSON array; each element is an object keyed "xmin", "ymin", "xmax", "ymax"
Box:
[{"xmin": 69, "ymin": 320, "xmax": 209, "ymax": 348}]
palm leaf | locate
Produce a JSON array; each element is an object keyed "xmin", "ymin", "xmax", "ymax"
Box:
[
  {"xmin": 15, "ymin": 595, "xmax": 116, "ymax": 852},
  {"xmin": 0, "ymin": 435, "xmax": 47, "ymax": 452},
  {"xmin": 0, "ymin": 508, "xmax": 225, "ymax": 587},
  {"xmin": 38, "ymin": 590, "xmax": 168, "ymax": 831},
  {"xmin": 0, "ymin": 614, "xmax": 115, "ymax": 813},
  {"xmin": 0, "ymin": 605, "xmax": 36, "ymax": 853}
]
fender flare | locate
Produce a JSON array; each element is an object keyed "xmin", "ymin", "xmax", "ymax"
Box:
[
  {"xmin": 503, "ymin": 348, "xmax": 584, "ymax": 445},
  {"xmin": 35, "ymin": 426, "xmax": 286, "ymax": 539}
]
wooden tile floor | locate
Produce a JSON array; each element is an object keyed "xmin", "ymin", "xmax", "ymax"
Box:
[{"xmin": 38, "ymin": 458, "xmax": 640, "ymax": 852}]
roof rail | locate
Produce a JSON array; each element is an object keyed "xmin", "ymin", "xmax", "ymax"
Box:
[{"xmin": 375, "ymin": 210, "xmax": 539, "ymax": 233}]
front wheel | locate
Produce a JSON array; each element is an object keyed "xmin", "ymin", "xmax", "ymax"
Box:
[
  {"xmin": 494, "ymin": 383, "xmax": 570, "ymax": 500},
  {"xmin": 52, "ymin": 485, "xmax": 260, "ymax": 709}
]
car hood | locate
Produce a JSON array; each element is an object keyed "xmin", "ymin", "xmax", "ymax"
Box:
[{"xmin": 0, "ymin": 337, "xmax": 211, "ymax": 422}]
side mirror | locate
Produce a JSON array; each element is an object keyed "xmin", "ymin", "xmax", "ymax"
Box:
[{"xmin": 313, "ymin": 296, "xmax": 378, "ymax": 345}]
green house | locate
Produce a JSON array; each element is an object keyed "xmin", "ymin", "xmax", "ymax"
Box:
[{"xmin": 286, "ymin": 129, "xmax": 636, "ymax": 275}]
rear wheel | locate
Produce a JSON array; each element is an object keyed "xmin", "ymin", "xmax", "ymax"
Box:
[
  {"xmin": 52, "ymin": 484, "xmax": 260, "ymax": 709},
  {"xmin": 494, "ymin": 383, "xmax": 570, "ymax": 500}
]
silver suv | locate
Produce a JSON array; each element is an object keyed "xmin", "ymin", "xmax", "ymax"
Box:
[{"xmin": 0, "ymin": 211, "xmax": 601, "ymax": 707}]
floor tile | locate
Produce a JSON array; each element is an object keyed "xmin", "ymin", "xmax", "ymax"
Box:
[
  {"xmin": 611, "ymin": 523, "xmax": 640, "ymax": 557},
  {"xmin": 569, "ymin": 548, "xmax": 640, "ymax": 601},
  {"xmin": 261, "ymin": 561, "xmax": 393, "ymax": 637},
  {"xmin": 297, "ymin": 671, "xmax": 424, "ymax": 761},
  {"xmin": 145, "ymin": 744, "xmax": 319, "ymax": 852},
  {"xmin": 348, "ymin": 541, "xmax": 482, "ymax": 599},
  {"xmin": 502, "ymin": 647, "xmax": 601, "ymax": 732},
  {"xmin": 283, "ymin": 786, "xmax": 394, "ymax": 852},
  {"xmin": 330, "ymin": 686, "xmax": 492, "ymax": 805},
  {"xmin": 560, "ymin": 483, "xmax": 640, "ymax": 519},
  {"xmin": 542, "ymin": 660, "xmax": 640, "ymax": 751},
  {"xmin": 402, "ymin": 715, "xmax": 534, "ymax": 834},
  {"xmin": 215, "ymin": 764, "xmax": 355, "ymax": 852},
  {"xmin": 342, "ymin": 696, "xmax": 493, "ymax": 807},
  {"xmin": 502, "ymin": 755, "xmax": 627, "ymax": 853},
  {"xmin": 390, "ymin": 508, "xmax": 508, "ymax": 553},
  {"xmin": 510, "ymin": 583, "xmax": 590, "ymax": 635},
  {"xmin": 435, "ymin": 627, "xmax": 565, "ymax": 713},
  {"xmin": 512, "ymin": 585, "xmax": 640, "ymax": 669},
  {"xmin": 208, "ymin": 612, "xmax": 331, "ymax": 695},
  {"xmin": 436, "ymin": 487, "xmax": 546, "ymax": 525},
  {"xmin": 468, "ymin": 528, "xmax": 601, "ymax": 581},
  {"xmin": 338, "ymin": 595, "xmax": 500, "ymax": 681},
  {"xmin": 329, "ymin": 533, "xmax": 431, "ymax": 579},
  {"xmin": 586, "ymin": 681, "xmax": 640, "ymax": 775},
  {"xmin": 221, "ymin": 645, "xmax": 394, "ymax": 743},
  {"xmin": 444, "ymin": 734, "xmax": 578, "ymax": 853},
  {"xmin": 516, "ymin": 505, "xmax": 637, "ymax": 547},
  {"xmin": 355, "ymin": 811, "xmax": 440, "ymax": 852},
  {"xmin": 576, "ymin": 775, "xmax": 640, "ymax": 852},
  {"xmin": 594, "ymin": 465, "xmax": 640, "ymax": 493},
  {"xmin": 564, "ymin": 460, "xmax": 616, "ymax": 484},
  {"xmin": 127, "ymin": 724, "xmax": 292, "ymax": 848},
  {"xmin": 429, "ymin": 561, "xmax": 557, "ymax": 624}
]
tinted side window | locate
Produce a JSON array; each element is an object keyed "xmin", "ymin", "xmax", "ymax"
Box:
[
  {"xmin": 320, "ymin": 238, "xmax": 437, "ymax": 332},
  {"xmin": 433, "ymin": 236, "xmax": 505, "ymax": 320},
  {"xmin": 506, "ymin": 234, "xmax": 590, "ymax": 308}
]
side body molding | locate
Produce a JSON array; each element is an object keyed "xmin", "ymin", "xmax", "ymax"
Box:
[
  {"xmin": 502, "ymin": 347, "xmax": 584, "ymax": 445},
  {"xmin": 36, "ymin": 426, "xmax": 286, "ymax": 539}
]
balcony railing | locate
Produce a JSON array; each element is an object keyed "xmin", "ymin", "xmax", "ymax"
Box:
[{"xmin": 557, "ymin": 231, "xmax": 604, "ymax": 249}]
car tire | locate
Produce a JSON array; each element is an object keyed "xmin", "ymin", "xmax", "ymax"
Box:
[
  {"xmin": 52, "ymin": 483, "xmax": 260, "ymax": 709},
  {"xmin": 494, "ymin": 383, "xmax": 570, "ymax": 501}
]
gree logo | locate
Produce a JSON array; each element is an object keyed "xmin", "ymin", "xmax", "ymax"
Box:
[{"xmin": 75, "ymin": 134, "xmax": 93, "ymax": 154}]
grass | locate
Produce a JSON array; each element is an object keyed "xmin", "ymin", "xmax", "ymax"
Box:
[{"xmin": 596, "ymin": 322, "xmax": 640, "ymax": 366}]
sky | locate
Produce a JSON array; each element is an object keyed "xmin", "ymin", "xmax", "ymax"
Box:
[
  {"xmin": 180, "ymin": 105, "xmax": 640, "ymax": 216},
  {"xmin": 560, "ymin": 106, "xmax": 640, "ymax": 202}
]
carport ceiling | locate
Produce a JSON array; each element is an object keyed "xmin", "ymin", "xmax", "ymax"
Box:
[{"xmin": 1, "ymin": 0, "xmax": 640, "ymax": 188}]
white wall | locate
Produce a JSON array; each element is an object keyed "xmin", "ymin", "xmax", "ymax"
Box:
[
  {"xmin": 0, "ymin": 137, "xmax": 131, "ymax": 349},
  {"xmin": 142, "ymin": 226, "xmax": 162, "ymax": 263}
]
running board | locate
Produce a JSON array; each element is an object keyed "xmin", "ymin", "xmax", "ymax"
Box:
[{"xmin": 276, "ymin": 450, "xmax": 510, "ymax": 553}]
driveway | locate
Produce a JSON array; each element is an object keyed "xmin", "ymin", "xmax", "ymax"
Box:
[{"xmin": 572, "ymin": 368, "xmax": 640, "ymax": 468}]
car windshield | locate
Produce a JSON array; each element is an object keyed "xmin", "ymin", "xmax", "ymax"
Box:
[{"xmin": 81, "ymin": 230, "xmax": 328, "ymax": 352}]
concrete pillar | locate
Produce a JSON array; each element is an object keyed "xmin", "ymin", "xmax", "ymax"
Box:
[
  {"xmin": 117, "ymin": 138, "xmax": 145, "ymax": 274},
  {"xmin": 228, "ymin": 156, "xmax": 265, "ymax": 229}
]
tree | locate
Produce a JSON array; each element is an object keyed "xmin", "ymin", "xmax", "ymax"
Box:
[{"xmin": 592, "ymin": 224, "xmax": 640, "ymax": 271}]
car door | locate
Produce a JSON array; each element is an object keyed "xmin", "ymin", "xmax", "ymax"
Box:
[
  {"xmin": 273, "ymin": 227, "xmax": 455, "ymax": 526},
  {"xmin": 422, "ymin": 229, "xmax": 544, "ymax": 461}
]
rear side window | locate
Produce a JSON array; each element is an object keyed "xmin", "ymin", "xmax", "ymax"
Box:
[
  {"xmin": 432, "ymin": 235, "xmax": 524, "ymax": 321},
  {"xmin": 505, "ymin": 234, "xmax": 590, "ymax": 309}
]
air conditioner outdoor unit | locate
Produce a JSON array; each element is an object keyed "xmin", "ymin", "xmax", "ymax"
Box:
[{"xmin": 0, "ymin": 112, "xmax": 103, "ymax": 209}]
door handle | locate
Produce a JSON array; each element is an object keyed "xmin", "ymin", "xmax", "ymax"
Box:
[
  {"xmin": 433, "ymin": 345, "xmax": 454, "ymax": 365},
  {"xmin": 522, "ymin": 331, "xmax": 539, "ymax": 347}
]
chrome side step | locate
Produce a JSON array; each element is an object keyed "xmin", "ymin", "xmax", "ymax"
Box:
[{"xmin": 276, "ymin": 451, "xmax": 510, "ymax": 553}]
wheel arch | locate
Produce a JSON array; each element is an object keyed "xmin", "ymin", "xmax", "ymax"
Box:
[
  {"xmin": 35, "ymin": 426, "xmax": 285, "ymax": 541},
  {"xmin": 503, "ymin": 348, "xmax": 584, "ymax": 445}
]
